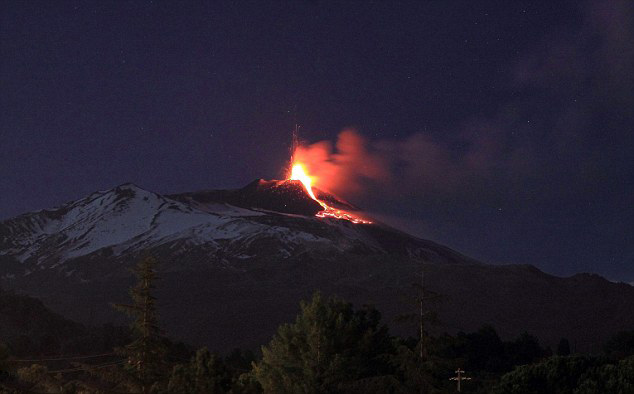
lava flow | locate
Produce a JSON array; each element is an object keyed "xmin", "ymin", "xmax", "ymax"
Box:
[{"xmin": 289, "ymin": 162, "xmax": 372, "ymax": 224}]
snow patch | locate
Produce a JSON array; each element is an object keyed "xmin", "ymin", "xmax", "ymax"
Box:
[{"xmin": 1, "ymin": 183, "xmax": 383, "ymax": 273}]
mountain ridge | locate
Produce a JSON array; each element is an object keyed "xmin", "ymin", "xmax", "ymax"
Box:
[{"xmin": 1, "ymin": 181, "xmax": 633, "ymax": 352}]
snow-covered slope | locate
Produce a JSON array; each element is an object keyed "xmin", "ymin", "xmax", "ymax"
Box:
[{"xmin": 0, "ymin": 182, "xmax": 469, "ymax": 280}]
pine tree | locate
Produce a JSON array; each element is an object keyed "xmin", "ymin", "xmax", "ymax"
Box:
[
  {"xmin": 254, "ymin": 292, "xmax": 396, "ymax": 393},
  {"xmin": 115, "ymin": 255, "xmax": 168, "ymax": 393},
  {"xmin": 167, "ymin": 347, "xmax": 231, "ymax": 393}
]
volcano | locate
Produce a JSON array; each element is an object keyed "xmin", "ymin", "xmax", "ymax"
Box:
[
  {"xmin": 171, "ymin": 178, "xmax": 359, "ymax": 218},
  {"xmin": 1, "ymin": 181, "xmax": 634, "ymax": 353}
]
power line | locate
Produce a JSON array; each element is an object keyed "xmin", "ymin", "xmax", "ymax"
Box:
[
  {"xmin": 11, "ymin": 352, "xmax": 117, "ymax": 363},
  {"xmin": 47, "ymin": 360, "xmax": 126, "ymax": 374}
]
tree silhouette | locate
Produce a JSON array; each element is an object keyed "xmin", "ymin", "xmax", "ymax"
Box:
[
  {"xmin": 114, "ymin": 255, "xmax": 167, "ymax": 393},
  {"xmin": 254, "ymin": 292, "xmax": 395, "ymax": 393}
]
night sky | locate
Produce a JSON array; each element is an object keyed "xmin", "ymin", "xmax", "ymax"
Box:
[{"xmin": 1, "ymin": 1, "xmax": 632, "ymax": 282}]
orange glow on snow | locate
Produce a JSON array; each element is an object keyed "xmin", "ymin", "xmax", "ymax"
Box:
[{"xmin": 289, "ymin": 159, "xmax": 371, "ymax": 224}]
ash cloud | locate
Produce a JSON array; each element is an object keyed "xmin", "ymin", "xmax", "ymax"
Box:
[
  {"xmin": 294, "ymin": 123, "xmax": 533, "ymax": 210},
  {"xmin": 292, "ymin": 129, "xmax": 389, "ymax": 195},
  {"xmin": 299, "ymin": 0, "xmax": 633, "ymax": 209},
  {"xmin": 296, "ymin": 128, "xmax": 505, "ymax": 196}
]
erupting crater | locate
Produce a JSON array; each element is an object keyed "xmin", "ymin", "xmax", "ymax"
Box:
[{"xmin": 288, "ymin": 162, "xmax": 372, "ymax": 224}]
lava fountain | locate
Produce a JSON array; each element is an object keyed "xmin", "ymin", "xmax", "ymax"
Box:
[{"xmin": 288, "ymin": 161, "xmax": 372, "ymax": 224}]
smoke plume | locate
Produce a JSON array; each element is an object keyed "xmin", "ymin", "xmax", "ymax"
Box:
[{"xmin": 291, "ymin": 127, "xmax": 522, "ymax": 201}]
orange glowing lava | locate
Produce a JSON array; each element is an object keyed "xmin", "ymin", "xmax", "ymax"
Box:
[
  {"xmin": 289, "ymin": 162, "xmax": 372, "ymax": 224},
  {"xmin": 290, "ymin": 163, "xmax": 318, "ymax": 200}
]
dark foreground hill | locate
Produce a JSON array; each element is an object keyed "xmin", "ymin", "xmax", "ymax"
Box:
[
  {"xmin": 1, "ymin": 181, "xmax": 633, "ymax": 352},
  {"xmin": 0, "ymin": 287, "xmax": 128, "ymax": 357}
]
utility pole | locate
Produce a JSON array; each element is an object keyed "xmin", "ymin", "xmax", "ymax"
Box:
[
  {"xmin": 417, "ymin": 267, "xmax": 440, "ymax": 359},
  {"xmin": 406, "ymin": 267, "xmax": 441, "ymax": 394},
  {"xmin": 450, "ymin": 368, "xmax": 472, "ymax": 392}
]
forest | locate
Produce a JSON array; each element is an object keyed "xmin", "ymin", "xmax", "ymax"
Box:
[{"xmin": 1, "ymin": 257, "xmax": 633, "ymax": 393}]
